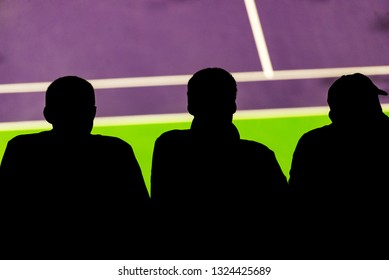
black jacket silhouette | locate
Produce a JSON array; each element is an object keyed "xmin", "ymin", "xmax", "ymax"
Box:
[
  {"xmin": 289, "ymin": 73, "xmax": 389, "ymax": 259},
  {"xmin": 150, "ymin": 68, "xmax": 289, "ymax": 259},
  {"xmin": 152, "ymin": 120, "xmax": 288, "ymax": 212},
  {"xmin": 0, "ymin": 76, "xmax": 150, "ymax": 260}
]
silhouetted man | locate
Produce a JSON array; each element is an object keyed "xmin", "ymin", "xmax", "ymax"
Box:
[
  {"xmin": 289, "ymin": 73, "xmax": 389, "ymax": 259},
  {"xmin": 151, "ymin": 67, "xmax": 289, "ymax": 259},
  {"xmin": 0, "ymin": 76, "xmax": 150, "ymax": 259}
]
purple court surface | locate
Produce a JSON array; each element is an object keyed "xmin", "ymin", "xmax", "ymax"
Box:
[{"xmin": 1, "ymin": 0, "xmax": 389, "ymax": 123}]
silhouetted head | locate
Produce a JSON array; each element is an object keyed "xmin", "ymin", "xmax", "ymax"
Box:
[
  {"xmin": 43, "ymin": 76, "xmax": 96, "ymax": 135},
  {"xmin": 187, "ymin": 68, "xmax": 237, "ymax": 124},
  {"xmin": 327, "ymin": 73, "xmax": 387, "ymax": 124}
]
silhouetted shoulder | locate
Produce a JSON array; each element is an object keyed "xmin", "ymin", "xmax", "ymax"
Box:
[
  {"xmin": 1, "ymin": 131, "xmax": 146, "ymax": 193},
  {"xmin": 291, "ymin": 124, "xmax": 335, "ymax": 161},
  {"xmin": 155, "ymin": 129, "xmax": 191, "ymax": 143},
  {"xmin": 298, "ymin": 124, "xmax": 333, "ymax": 141},
  {"xmin": 5, "ymin": 131, "xmax": 52, "ymax": 145},
  {"xmin": 91, "ymin": 133, "xmax": 132, "ymax": 144},
  {"xmin": 152, "ymin": 129, "xmax": 192, "ymax": 157},
  {"xmin": 238, "ymin": 138, "xmax": 283, "ymax": 169},
  {"xmin": 0, "ymin": 131, "xmax": 53, "ymax": 168},
  {"xmin": 289, "ymin": 125, "xmax": 333, "ymax": 187},
  {"xmin": 89, "ymin": 134, "xmax": 138, "ymax": 152},
  {"xmin": 239, "ymin": 138, "xmax": 277, "ymax": 155},
  {"xmin": 239, "ymin": 138, "xmax": 288, "ymax": 188},
  {"xmin": 2, "ymin": 131, "xmax": 138, "ymax": 161},
  {"xmin": 4, "ymin": 131, "xmax": 134, "ymax": 146},
  {"xmin": 85, "ymin": 134, "xmax": 148, "ymax": 193}
]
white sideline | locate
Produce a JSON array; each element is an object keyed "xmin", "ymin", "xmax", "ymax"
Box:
[
  {"xmin": 1, "ymin": 66, "xmax": 389, "ymax": 94},
  {"xmin": 1, "ymin": 105, "xmax": 389, "ymax": 131}
]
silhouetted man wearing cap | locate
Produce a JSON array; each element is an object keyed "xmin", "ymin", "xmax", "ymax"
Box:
[
  {"xmin": 151, "ymin": 67, "xmax": 289, "ymax": 259},
  {"xmin": 289, "ymin": 73, "xmax": 389, "ymax": 259},
  {"xmin": 0, "ymin": 76, "xmax": 150, "ymax": 259}
]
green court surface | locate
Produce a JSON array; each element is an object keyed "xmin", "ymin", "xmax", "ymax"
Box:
[{"xmin": 0, "ymin": 113, "xmax": 334, "ymax": 194}]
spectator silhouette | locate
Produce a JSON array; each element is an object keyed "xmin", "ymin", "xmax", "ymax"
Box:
[
  {"xmin": 289, "ymin": 73, "xmax": 389, "ymax": 259},
  {"xmin": 150, "ymin": 67, "xmax": 289, "ymax": 259},
  {"xmin": 0, "ymin": 76, "xmax": 150, "ymax": 260}
]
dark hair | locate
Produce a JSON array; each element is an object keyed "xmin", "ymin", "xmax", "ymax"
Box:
[
  {"xmin": 46, "ymin": 76, "xmax": 95, "ymax": 109},
  {"xmin": 327, "ymin": 73, "xmax": 385, "ymax": 122},
  {"xmin": 187, "ymin": 68, "xmax": 237, "ymax": 116},
  {"xmin": 44, "ymin": 76, "xmax": 96, "ymax": 133}
]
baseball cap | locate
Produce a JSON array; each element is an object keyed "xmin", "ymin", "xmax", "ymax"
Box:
[{"xmin": 328, "ymin": 73, "xmax": 387, "ymax": 109}]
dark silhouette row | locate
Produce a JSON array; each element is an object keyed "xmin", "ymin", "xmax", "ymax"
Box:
[{"xmin": 0, "ymin": 69, "xmax": 388, "ymax": 260}]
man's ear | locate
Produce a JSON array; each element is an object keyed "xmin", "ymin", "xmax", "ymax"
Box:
[
  {"xmin": 187, "ymin": 104, "xmax": 195, "ymax": 116},
  {"xmin": 91, "ymin": 106, "xmax": 97, "ymax": 118},
  {"xmin": 231, "ymin": 103, "xmax": 237, "ymax": 114},
  {"xmin": 43, "ymin": 106, "xmax": 54, "ymax": 124},
  {"xmin": 328, "ymin": 110, "xmax": 335, "ymax": 122}
]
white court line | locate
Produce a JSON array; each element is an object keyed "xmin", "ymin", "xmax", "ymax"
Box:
[
  {"xmin": 1, "ymin": 65, "xmax": 389, "ymax": 94},
  {"xmin": 2, "ymin": 104, "xmax": 389, "ymax": 131},
  {"xmin": 243, "ymin": 0, "xmax": 274, "ymax": 78}
]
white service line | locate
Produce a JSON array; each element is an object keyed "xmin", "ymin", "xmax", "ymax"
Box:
[
  {"xmin": 243, "ymin": 0, "xmax": 274, "ymax": 79},
  {"xmin": 2, "ymin": 104, "xmax": 389, "ymax": 131},
  {"xmin": 1, "ymin": 66, "xmax": 389, "ymax": 95}
]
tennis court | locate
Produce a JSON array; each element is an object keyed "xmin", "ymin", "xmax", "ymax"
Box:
[{"xmin": 1, "ymin": 0, "xmax": 389, "ymax": 192}]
